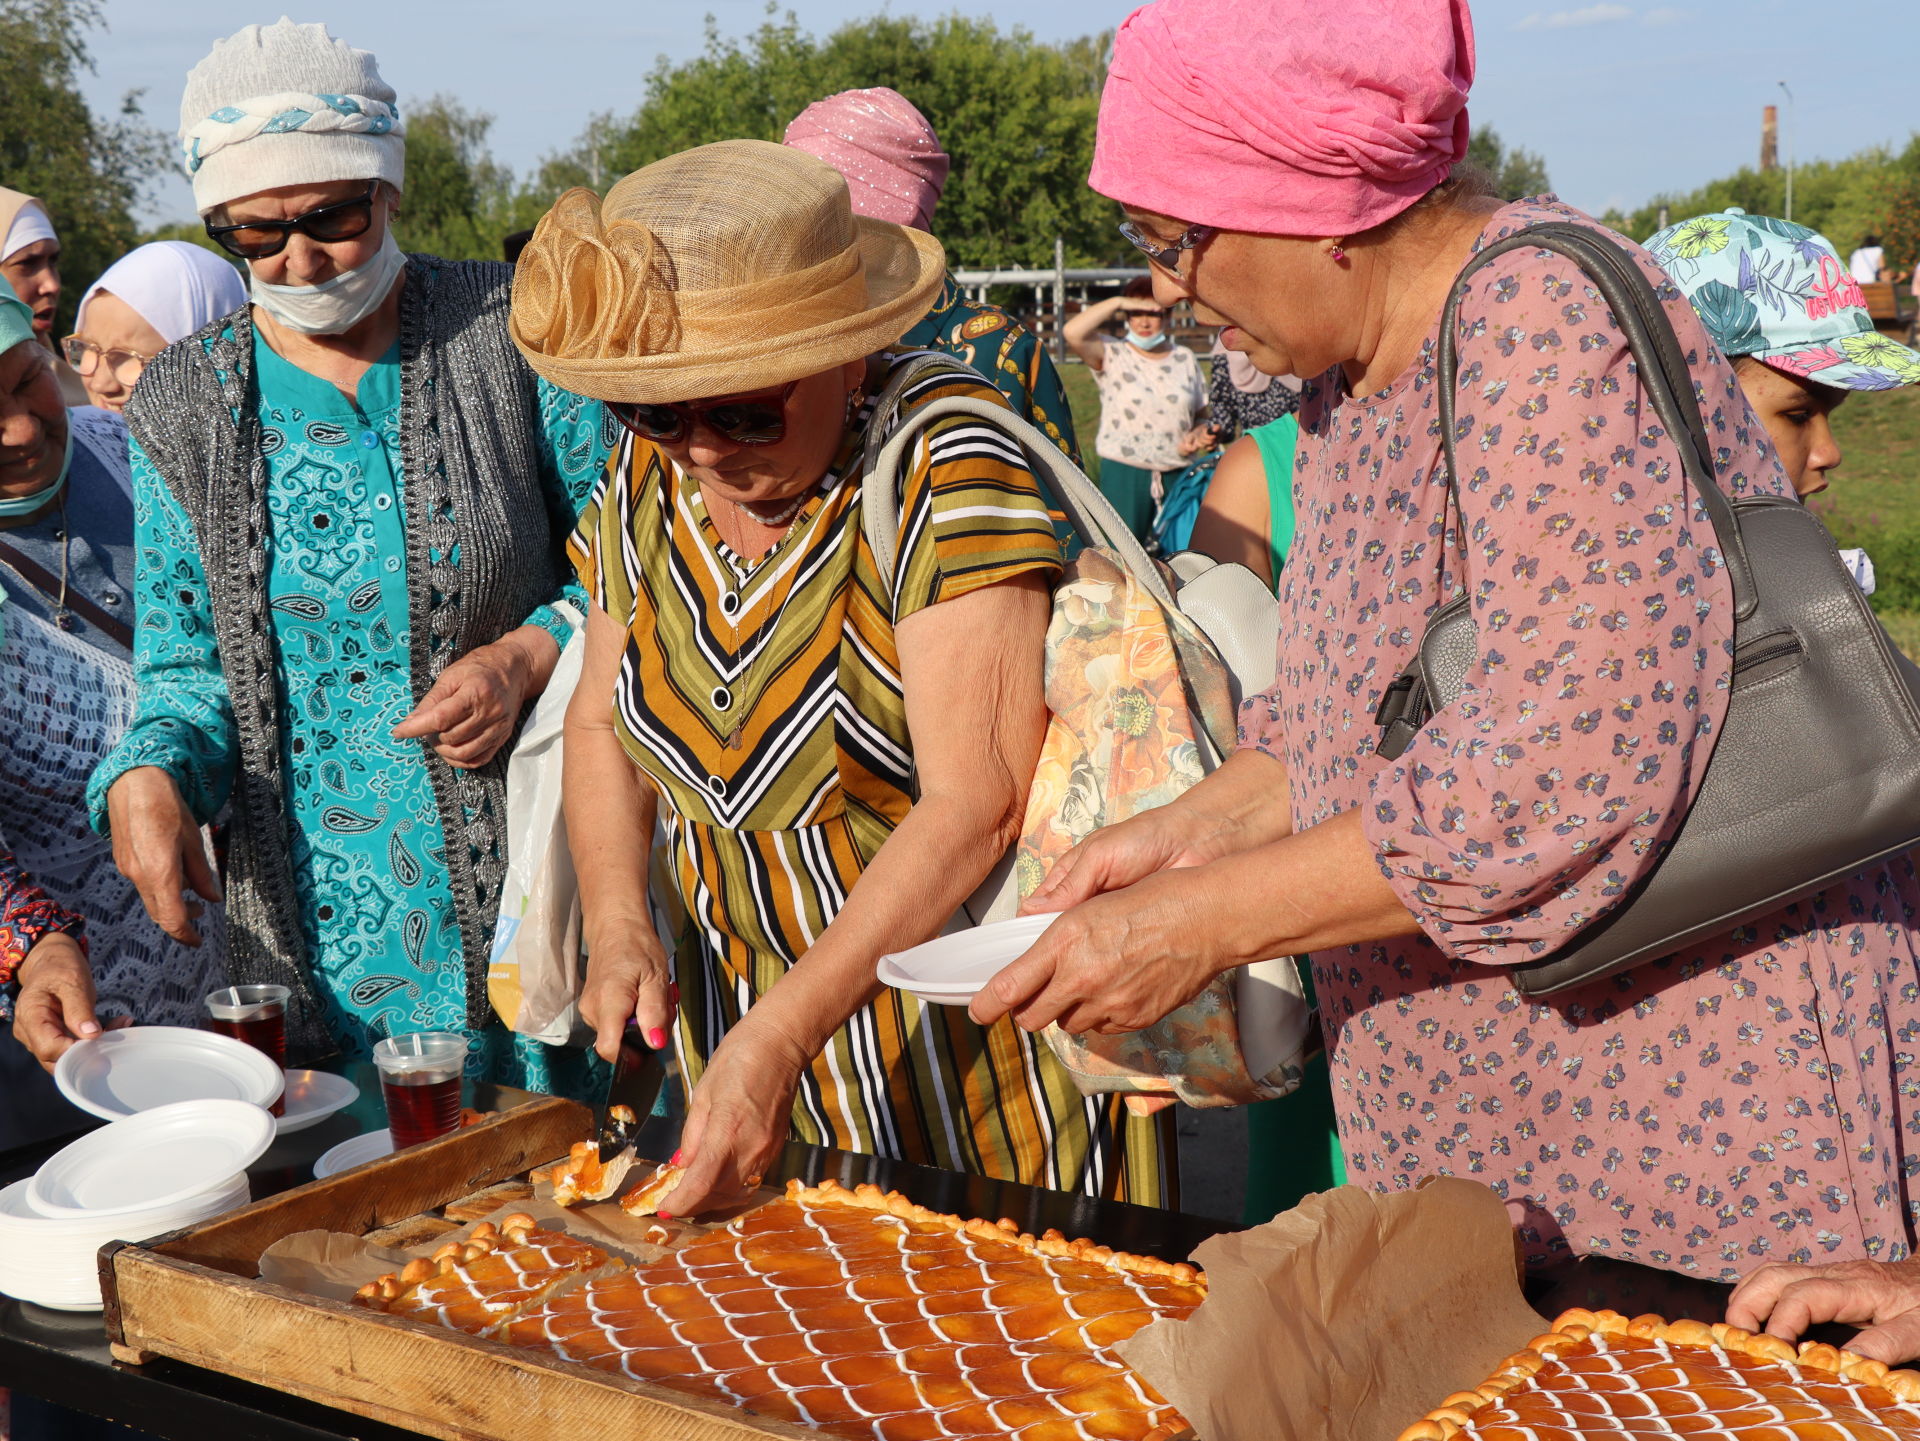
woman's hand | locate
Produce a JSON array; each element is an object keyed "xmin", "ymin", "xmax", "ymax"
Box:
[
  {"xmin": 1023, "ymin": 796, "xmax": 1244, "ymax": 918},
  {"xmin": 1728, "ymin": 1259, "xmax": 1920, "ymax": 1365},
  {"xmin": 106, "ymin": 766, "xmax": 221, "ymax": 946},
  {"xmin": 657, "ymin": 1018, "xmax": 809, "ymax": 1218},
  {"xmin": 973, "ymin": 863, "xmax": 1242, "ymax": 1035},
  {"xmin": 392, "ymin": 626, "xmax": 559, "ymax": 769},
  {"xmin": 1178, "ymin": 424, "xmax": 1214, "ymax": 456},
  {"xmin": 11, "ymin": 934, "xmax": 132, "ymax": 1070},
  {"xmin": 578, "ymin": 921, "xmax": 676, "ymax": 1062}
]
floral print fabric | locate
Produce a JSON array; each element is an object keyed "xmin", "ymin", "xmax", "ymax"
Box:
[
  {"xmin": 92, "ymin": 330, "xmax": 611, "ymax": 1090},
  {"xmin": 0, "ymin": 842, "xmax": 84, "ymax": 991},
  {"xmin": 1092, "ymin": 338, "xmax": 1206, "ymax": 471},
  {"xmin": 1239, "ymin": 198, "xmax": 1920, "ymax": 1280}
]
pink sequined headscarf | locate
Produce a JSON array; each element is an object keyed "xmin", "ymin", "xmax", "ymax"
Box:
[
  {"xmin": 783, "ymin": 87, "xmax": 951, "ymax": 232},
  {"xmin": 1090, "ymin": 0, "xmax": 1476, "ymax": 237}
]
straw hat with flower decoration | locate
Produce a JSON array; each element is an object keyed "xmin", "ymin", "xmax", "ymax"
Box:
[{"xmin": 509, "ymin": 139, "xmax": 946, "ymax": 404}]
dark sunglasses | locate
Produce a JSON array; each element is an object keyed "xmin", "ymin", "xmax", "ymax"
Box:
[
  {"xmin": 609, "ymin": 381, "xmax": 801, "ymax": 447},
  {"xmin": 204, "ymin": 182, "xmax": 380, "ymax": 259},
  {"xmin": 1118, "ymin": 218, "xmax": 1216, "ymax": 271}
]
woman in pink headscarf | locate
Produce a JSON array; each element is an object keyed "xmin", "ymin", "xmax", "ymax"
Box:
[{"xmin": 973, "ymin": 0, "xmax": 1920, "ymax": 1306}]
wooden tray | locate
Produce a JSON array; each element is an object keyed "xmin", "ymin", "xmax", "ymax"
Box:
[{"xmin": 101, "ymin": 1097, "xmax": 817, "ymax": 1441}]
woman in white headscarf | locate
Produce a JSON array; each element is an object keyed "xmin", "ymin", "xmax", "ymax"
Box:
[
  {"xmin": 64, "ymin": 241, "xmax": 247, "ymax": 412},
  {"xmin": 0, "ymin": 187, "xmax": 88, "ymax": 406}
]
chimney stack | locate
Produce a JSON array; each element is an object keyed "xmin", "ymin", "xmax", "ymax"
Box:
[{"xmin": 1761, "ymin": 104, "xmax": 1779, "ymax": 172}]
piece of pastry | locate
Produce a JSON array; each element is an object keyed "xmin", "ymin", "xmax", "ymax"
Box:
[
  {"xmin": 354, "ymin": 1213, "xmax": 621, "ymax": 1338},
  {"xmin": 498, "ymin": 1178, "xmax": 1202, "ymax": 1440},
  {"xmin": 1399, "ymin": 1306, "xmax": 1920, "ymax": 1440},
  {"xmin": 617, "ymin": 1160, "xmax": 687, "ymax": 1218}
]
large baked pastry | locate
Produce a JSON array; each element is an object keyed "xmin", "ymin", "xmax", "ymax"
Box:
[
  {"xmin": 504, "ymin": 1178, "xmax": 1202, "ymax": 1440},
  {"xmin": 355, "ymin": 1214, "xmax": 620, "ymax": 1339},
  {"xmin": 1400, "ymin": 1306, "xmax": 1920, "ymax": 1440}
]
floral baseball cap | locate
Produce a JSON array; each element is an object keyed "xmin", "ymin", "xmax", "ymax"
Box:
[{"xmin": 1646, "ymin": 208, "xmax": 1920, "ymax": 391}]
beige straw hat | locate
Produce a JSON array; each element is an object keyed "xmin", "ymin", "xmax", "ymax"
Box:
[{"xmin": 510, "ymin": 139, "xmax": 946, "ymax": 404}]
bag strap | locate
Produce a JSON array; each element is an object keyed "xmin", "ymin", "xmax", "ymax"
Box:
[
  {"xmin": 858, "ymin": 353, "xmax": 1182, "ymax": 617},
  {"xmin": 1435, "ymin": 222, "xmax": 1758, "ymax": 620},
  {"xmin": 0, "ymin": 536, "xmax": 135, "ymax": 649}
]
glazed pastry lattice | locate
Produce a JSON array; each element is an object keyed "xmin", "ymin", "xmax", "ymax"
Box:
[
  {"xmin": 1400, "ymin": 1307, "xmax": 1920, "ymax": 1440},
  {"xmin": 500, "ymin": 1178, "xmax": 1203, "ymax": 1440}
]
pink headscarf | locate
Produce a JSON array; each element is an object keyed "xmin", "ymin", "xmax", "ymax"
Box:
[
  {"xmin": 1090, "ymin": 0, "xmax": 1476, "ymax": 237},
  {"xmin": 783, "ymin": 87, "xmax": 951, "ymax": 232}
]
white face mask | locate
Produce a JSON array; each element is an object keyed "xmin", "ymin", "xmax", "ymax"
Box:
[{"xmin": 249, "ymin": 229, "xmax": 406, "ymax": 335}]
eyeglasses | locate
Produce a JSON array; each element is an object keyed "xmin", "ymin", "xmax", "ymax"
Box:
[
  {"xmin": 609, "ymin": 381, "xmax": 801, "ymax": 448},
  {"xmin": 204, "ymin": 182, "xmax": 380, "ymax": 259},
  {"xmin": 1118, "ymin": 219, "xmax": 1216, "ymax": 271},
  {"xmin": 61, "ymin": 336, "xmax": 155, "ymax": 387}
]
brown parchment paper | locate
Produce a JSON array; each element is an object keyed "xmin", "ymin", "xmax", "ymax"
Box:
[
  {"xmin": 1117, "ymin": 1180, "xmax": 1549, "ymax": 1441},
  {"xmin": 254, "ymin": 1169, "xmax": 776, "ymax": 1306}
]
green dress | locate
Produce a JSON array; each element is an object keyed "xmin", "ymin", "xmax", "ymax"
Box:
[{"xmin": 94, "ymin": 331, "xmax": 611, "ymax": 1094}]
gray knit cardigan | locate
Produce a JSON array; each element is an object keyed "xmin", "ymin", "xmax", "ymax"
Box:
[{"xmin": 125, "ymin": 257, "xmax": 570, "ymax": 1061}]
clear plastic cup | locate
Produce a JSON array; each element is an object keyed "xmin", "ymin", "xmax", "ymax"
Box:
[
  {"xmin": 371, "ymin": 1032, "xmax": 466, "ymax": 1148},
  {"xmin": 204, "ymin": 984, "xmax": 290, "ymax": 1115}
]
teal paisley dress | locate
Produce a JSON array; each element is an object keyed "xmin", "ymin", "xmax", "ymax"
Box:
[{"xmin": 92, "ymin": 330, "xmax": 612, "ymax": 1092}]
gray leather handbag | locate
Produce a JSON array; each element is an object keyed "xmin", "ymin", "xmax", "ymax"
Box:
[{"xmin": 1372, "ymin": 222, "xmax": 1920, "ymax": 997}]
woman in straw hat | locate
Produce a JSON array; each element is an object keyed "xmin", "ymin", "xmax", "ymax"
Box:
[
  {"xmin": 513, "ymin": 139, "xmax": 1171, "ymax": 1215},
  {"xmin": 84, "ymin": 21, "xmax": 612, "ymax": 1089},
  {"xmin": 974, "ymin": 0, "xmax": 1920, "ymax": 1285}
]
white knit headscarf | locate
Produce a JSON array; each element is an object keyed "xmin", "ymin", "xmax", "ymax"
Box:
[{"xmin": 179, "ymin": 18, "xmax": 405, "ymax": 216}]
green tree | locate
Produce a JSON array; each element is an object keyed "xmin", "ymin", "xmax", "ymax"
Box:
[
  {"xmin": 529, "ymin": 9, "xmax": 1119, "ymax": 268},
  {"xmin": 391, "ymin": 96, "xmax": 522, "ymax": 262},
  {"xmin": 1467, "ymin": 127, "xmax": 1553, "ymax": 202},
  {"xmin": 0, "ymin": 0, "xmax": 167, "ymax": 332}
]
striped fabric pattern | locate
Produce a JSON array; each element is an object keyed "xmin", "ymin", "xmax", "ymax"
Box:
[{"xmin": 570, "ymin": 356, "xmax": 1173, "ymax": 1205}]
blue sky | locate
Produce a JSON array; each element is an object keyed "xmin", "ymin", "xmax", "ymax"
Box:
[{"xmin": 82, "ymin": 0, "xmax": 1920, "ymax": 230}]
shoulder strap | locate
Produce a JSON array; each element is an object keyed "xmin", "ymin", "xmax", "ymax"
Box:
[
  {"xmin": 858, "ymin": 353, "xmax": 1180, "ymax": 615},
  {"xmin": 0, "ymin": 539, "xmax": 134, "ymax": 649},
  {"xmin": 1436, "ymin": 222, "xmax": 1756, "ymax": 619}
]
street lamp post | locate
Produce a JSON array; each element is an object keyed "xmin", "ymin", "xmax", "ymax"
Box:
[{"xmin": 1778, "ymin": 80, "xmax": 1795, "ymax": 223}]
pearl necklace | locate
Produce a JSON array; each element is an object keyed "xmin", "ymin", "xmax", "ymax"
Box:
[{"xmin": 732, "ymin": 491, "xmax": 810, "ymax": 527}]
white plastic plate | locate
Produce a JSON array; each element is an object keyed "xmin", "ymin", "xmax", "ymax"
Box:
[
  {"xmin": 875, "ymin": 913, "xmax": 1060, "ymax": 1006},
  {"xmin": 28, "ymin": 1099, "xmax": 274, "ymax": 1218},
  {"xmin": 274, "ymin": 1070, "xmax": 360, "ymax": 1135},
  {"xmin": 55, "ymin": 1026, "xmax": 284, "ymax": 1122},
  {"xmin": 313, "ymin": 1128, "xmax": 394, "ymax": 1180}
]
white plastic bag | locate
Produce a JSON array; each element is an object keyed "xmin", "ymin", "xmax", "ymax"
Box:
[{"xmin": 487, "ymin": 605, "xmax": 589, "ymax": 1044}]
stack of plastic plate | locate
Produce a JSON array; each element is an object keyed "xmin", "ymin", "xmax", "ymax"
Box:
[{"xmin": 0, "ymin": 1099, "xmax": 272, "ymax": 1311}]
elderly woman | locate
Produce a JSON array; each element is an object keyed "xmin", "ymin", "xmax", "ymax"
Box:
[
  {"xmin": 86, "ymin": 21, "xmax": 611, "ymax": 1087},
  {"xmin": 64, "ymin": 241, "xmax": 247, "ymax": 413},
  {"xmin": 976, "ymin": 0, "xmax": 1920, "ymax": 1282},
  {"xmin": 512, "ymin": 139, "xmax": 1169, "ymax": 1215},
  {"xmin": 1, "ymin": 188, "xmax": 87, "ymax": 406},
  {"xmin": 0, "ymin": 291, "xmax": 228, "ymax": 1147}
]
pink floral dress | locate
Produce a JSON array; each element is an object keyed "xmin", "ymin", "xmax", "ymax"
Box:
[{"xmin": 1239, "ymin": 198, "xmax": 1920, "ymax": 1280}]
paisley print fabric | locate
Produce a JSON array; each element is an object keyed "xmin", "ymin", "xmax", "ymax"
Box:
[
  {"xmin": 94, "ymin": 329, "xmax": 611, "ymax": 1091},
  {"xmin": 1238, "ymin": 198, "xmax": 1920, "ymax": 1279},
  {"xmin": 571, "ymin": 356, "xmax": 1175, "ymax": 1205}
]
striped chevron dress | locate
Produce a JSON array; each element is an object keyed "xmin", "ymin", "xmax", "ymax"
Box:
[{"xmin": 569, "ymin": 356, "xmax": 1174, "ymax": 1205}]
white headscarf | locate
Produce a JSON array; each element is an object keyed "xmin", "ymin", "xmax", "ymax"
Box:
[
  {"xmin": 76, "ymin": 241, "xmax": 247, "ymax": 345},
  {"xmin": 1, "ymin": 200, "xmax": 56, "ymax": 265}
]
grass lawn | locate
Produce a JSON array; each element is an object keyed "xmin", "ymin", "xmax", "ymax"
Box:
[{"xmin": 1056, "ymin": 358, "xmax": 1919, "ymax": 658}]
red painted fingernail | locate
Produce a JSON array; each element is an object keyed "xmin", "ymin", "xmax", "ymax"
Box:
[
  {"xmin": 646, "ymin": 1027, "xmax": 667, "ymax": 1049},
  {"xmin": 670, "ymin": 1149, "xmax": 683, "ymax": 1166},
  {"xmin": 657, "ymin": 1212, "xmax": 673, "ymax": 1221},
  {"xmin": 668, "ymin": 983, "xmax": 680, "ymax": 1006}
]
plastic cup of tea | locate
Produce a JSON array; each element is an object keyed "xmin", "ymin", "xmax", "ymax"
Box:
[
  {"xmin": 204, "ymin": 984, "xmax": 290, "ymax": 1115},
  {"xmin": 371, "ymin": 1032, "xmax": 467, "ymax": 1148}
]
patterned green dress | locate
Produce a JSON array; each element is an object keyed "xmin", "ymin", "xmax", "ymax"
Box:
[{"xmin": 92, "ymin": 331, "xmax": 611, "ymax": 1092}]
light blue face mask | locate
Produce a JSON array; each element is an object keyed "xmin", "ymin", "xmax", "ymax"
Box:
[
  {"xmin": 1127, "ymin": 329, "xmax": 1171, "ymax": 351},
  {"xmin": 0, "ymin": 415, "xmax": 71, "ymax": 520}
]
